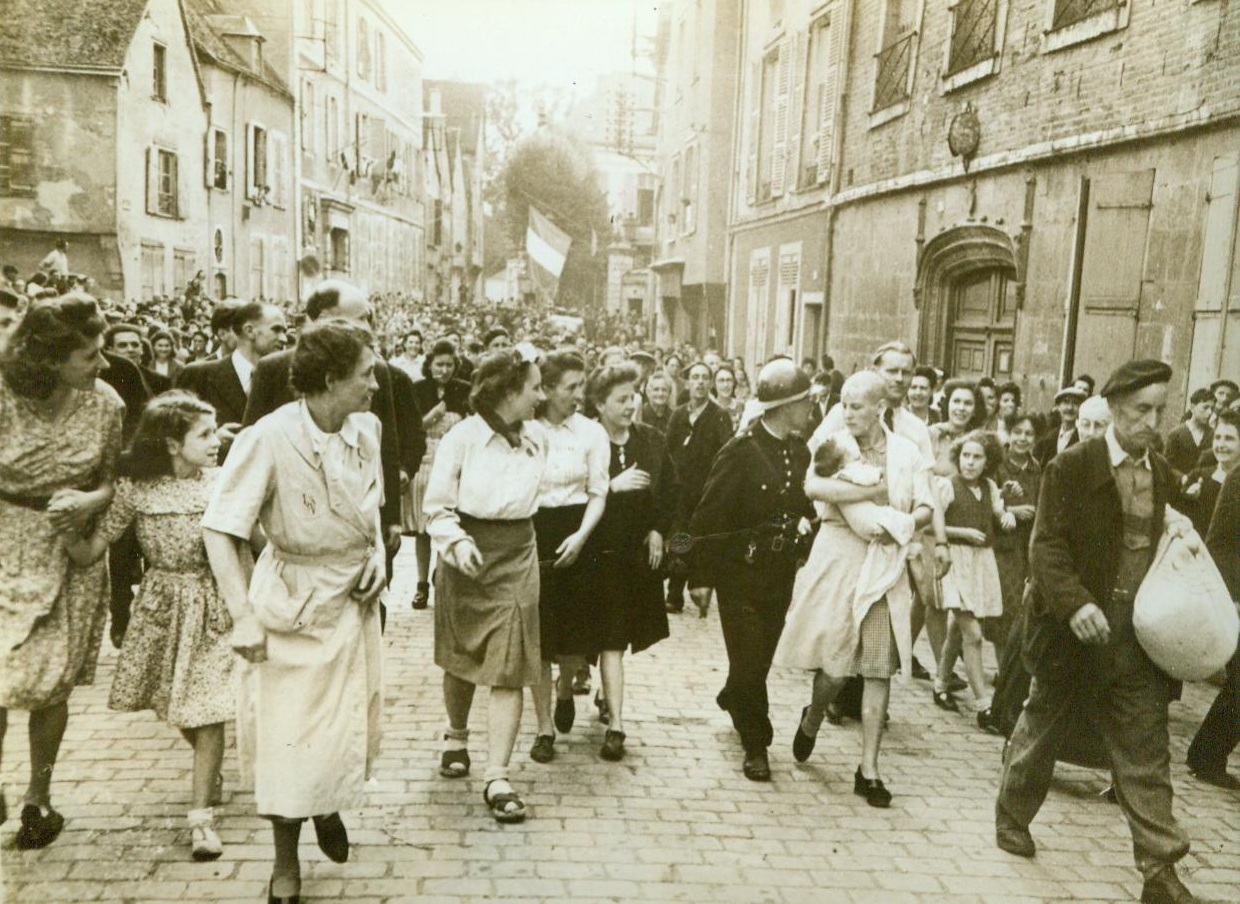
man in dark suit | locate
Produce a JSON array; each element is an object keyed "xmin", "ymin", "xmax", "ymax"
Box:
[
  {"xmin": 1032, "ymin": 385, "xmax": 1086, "ymax": 467},
  {"xmin": 176, "ymin": 301, "xmax": 287, "ymax": 460},
  {"xmin": 664, "ymin": 360, "xmax": 736, "ymax": 614},
  {"xmin": 243, "ymin": 281, "xmax": 423, "ymax": 604},
  {"xmin": 996, "ymin": 360, "xmax": 1199, "ymax": 904},
  {"xmin": 105, "ymin": 322, "xmax": 171, "ymax": 394},
  {"xmin": 1163, "ymin": 388, "xmax": 1214, "ymax": 476}
]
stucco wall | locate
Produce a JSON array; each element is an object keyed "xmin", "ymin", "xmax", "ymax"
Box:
[
  {"xmin": 0, "ymin": 72, "xmax": 118, "ymax": 233},
  {"xmin": 115, "ymin": 0, "xmax": 208, "ymax": 300}
]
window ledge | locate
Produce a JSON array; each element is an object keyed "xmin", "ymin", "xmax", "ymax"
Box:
[
  {"xmin": 1041, "ymin": 3, "xmax": 1130, "ymax": 54},
  {"xmin": 941, "ymin": 55, "xmax": 999, "ymax": 93},
  {"xmin": 869, "ymin": 99, "xmax": 911, "ymax": 130}
]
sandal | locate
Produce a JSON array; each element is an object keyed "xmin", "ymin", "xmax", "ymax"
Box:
[
  {"xmin": 932, "ymin": 689, "xmax": 959, "ymax": 713},
  {"xmin": 15, "ymin": 803, "xmax": 65, "ymax": 850},
  {"xmin": 439, "ymin": 747, "xmax": 470, "ymax": 778},
  {"xmin": 483, "ymin": 780, "xmax": 527, "ymax": 824}
]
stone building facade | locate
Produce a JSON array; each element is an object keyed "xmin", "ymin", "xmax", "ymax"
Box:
[
  {"xmin": 786, "ymin": 0, "xmax": 1238, "ymax": 410},
  {"xmin": 0, "ymin": 0, "xmax": 209, "ymax": 300}
]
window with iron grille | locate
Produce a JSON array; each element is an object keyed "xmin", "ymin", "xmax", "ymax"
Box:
[
  {"xmin": 1051, "ymin": 0, "xmax": 1120, "ymax": 31},
  {"xmin": 947, "ymin": 0, "xmax": 998, "ymax": 75},
  {"xmin": 0, "ymin": 116, "xmax": 36, "ymax": 195},
  {"xmin": 873, "ymin": 0, "xmax": 918, "ymax": 113}
]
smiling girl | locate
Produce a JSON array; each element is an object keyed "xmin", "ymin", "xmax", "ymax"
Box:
[{"xmin": 61, "ymin": 391, "xmax": 233, "ymax": 862}]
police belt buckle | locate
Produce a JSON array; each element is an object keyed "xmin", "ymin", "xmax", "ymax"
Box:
[{"xmin": 770, "ymin": 535, "xmax": 786, "ymax": 553}]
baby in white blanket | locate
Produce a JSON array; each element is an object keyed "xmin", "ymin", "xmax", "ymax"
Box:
[{"xmin": 814, "ymin": 431, "xmax": 917, "ymax": 615}]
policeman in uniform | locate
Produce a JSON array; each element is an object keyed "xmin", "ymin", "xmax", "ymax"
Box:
[
  {"xmin": 995, "ymin": 359, "xmax": 1199, "ymax": 904},
  {"xmin": 687, "ymin": 359, "xmax": 816, "ymax": 781}
]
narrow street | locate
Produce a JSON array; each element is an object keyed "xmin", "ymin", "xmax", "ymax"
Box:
[{"xmin": 3, "ymin": 546, "xmax": 1238, "ymax": 903}]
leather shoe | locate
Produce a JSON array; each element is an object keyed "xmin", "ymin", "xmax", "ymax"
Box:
[
  {"xmin": 932, "ymin": 690, "xmax": 959, "ymax": 712},
  {"xmin": 599, "ymin": 729, "xmax": 626, "ymax": 761},
  {"xmin": 996, "ymin": 821, "xmax": 1036, "ymax": 858},
  {"xmin": 853, "ymin": 767, "xmax": 891, "ymax": 808},
  {"xmin": 554, "ymin": 695, "xmax": 575, "ymax": 734},
  {"xmin": 1188, "ymin": 764, "xmax": 1240, "ymax": 790},
  {"xmin": 529, "ymin": 734, "xmax": 555, "ymax": 764},
  {"xmin": 15, "ymin": 804, "xmax": 64, "ymax": 850},
  {"xmin": 910, "ymin": 656, "xmax": 932, "ymax": 681},
  {"xmin": 268, "ymin": 878, "xmax": 301, "ymax": 904},
  {"xmin": 793, "ymin": 706, "xmax": 817, "ymax": 763},
  {"xmin": 1140, "ymin": 864, "xmax": 1195, "ymax": 903},
  {"xmin": 743, "ymin": 750, "xmax": 771, "ymax": 781},
  {"xmin": 312, "ymin": 811, "xmax": 349, "ymax": 863}
]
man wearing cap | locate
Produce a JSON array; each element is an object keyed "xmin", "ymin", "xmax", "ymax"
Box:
[
  {"xmin": 1210, "ymin": 379, "xmax": 1238, "ymax": 423},
  {"xmin": 996, "ymin": 359, "xmax": 1200, "ymax": 904},
  {"xmin": 1033, "ymin": 385, "xmax": 1086, "ymax": 467},
  {"xmin": 687, "ymin": 359, "xmax": 816, "ymax": 781}
]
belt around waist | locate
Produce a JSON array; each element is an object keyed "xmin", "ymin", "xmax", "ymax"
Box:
[
  {"xmin": 459, "ymin": 512, "xmax": 533, "ymax": 527},
  {"xmin": 271, "ymin": 545, "xmax": 371, "ymax": 567}
]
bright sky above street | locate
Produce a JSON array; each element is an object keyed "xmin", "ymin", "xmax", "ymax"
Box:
[{"xmin": 392, "ymin": 0, "xmax": 659, "ymax": 89}]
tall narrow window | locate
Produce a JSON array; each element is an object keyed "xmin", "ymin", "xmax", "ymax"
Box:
[
  {"xmin": 327, "ymin": 95, "xmax": 339, "ymax": 160},
  {"xmin": 357, "ymin": 18, "xmax": 371, "ymax": 80},
  {"xmin": 208, "ymin": 127, "xmax": 228, "ymax": 190},
  {"xmin": 0, "ymin": 115, "xmax": 36, "ymax": 195},
  {"xmin": 147, "ymin": 148, "xmax": 179, "ymax": 217},
  {"xmin": 300, "ymin": 80, "xmax": 316, "ymax": 157},
  {"xmin": 153, "ymin": 43, "xmax": 167, "ymax": 101},
  {"xmin": 324, "ymin": 0, "xmax": 339, "ymax": 63},
  {"xmin": 375, "ymin": 32, "xmax": 387, "ymax": 91},
  {"xmin": 800, "ymin": 14, "xmax": 839, "ymax": 189},
  {"xmin": 947, "ymin": 0, "xmax": 999, "ymax": 75},
  {"xmin": 873, "ymin": 0, "xmax": 917, "ymax": 113},
  {"xmin": 755, "ymin": 49, "xmax": 779, "ymax": 201}
]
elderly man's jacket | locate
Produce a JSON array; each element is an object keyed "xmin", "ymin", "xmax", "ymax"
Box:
[{"xmin": 1023, "ymin": 436, "xmax": 1177, "ymax": 680}]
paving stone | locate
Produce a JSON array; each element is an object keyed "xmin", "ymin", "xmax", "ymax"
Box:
[{"xmin": 2, "ymin": 544, "xmax": 1237, "ymax": 903}]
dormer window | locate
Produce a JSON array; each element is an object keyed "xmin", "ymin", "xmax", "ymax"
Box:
[{"xmin": 153, "ymin": 43, "xmax": 167, "ymax": 101}]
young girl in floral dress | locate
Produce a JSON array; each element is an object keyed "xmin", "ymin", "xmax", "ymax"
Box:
[
  {"xmin": 63, "ymin": 391, "xmax": 234, "ymax": 861},
  {"xmin": 935, "ymin": 429, "xmax": 1015, "ymax": 731}
]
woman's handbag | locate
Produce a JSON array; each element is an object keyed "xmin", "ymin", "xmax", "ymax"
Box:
[{"xmin": 1133, "ymin": 531, "xmax": 1239, "ymax": 681}]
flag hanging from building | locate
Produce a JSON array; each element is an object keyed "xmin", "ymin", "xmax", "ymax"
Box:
[{"xmin": 526, "ymin": 206, "xmax": 572, "ymax": 303}]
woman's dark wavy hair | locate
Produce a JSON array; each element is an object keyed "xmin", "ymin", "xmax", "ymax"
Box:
[
  {"xmin": 997, "ymin": 381, "xmax": 1022, "ymax": 411},
  {"xmin": 0, "ymin": 293, "xmax": 105, "ymax": 399},
  {"xmin": 586, "ymin": 362, "xmax": 641, "ymax": 410},
  {"xmin": 119, "ymin": 390, "xmax": 217, "ymax": 479},
  {"xmin": 938, "ymin": 378, "xmax": 989, "ymax": 430},
  {"xmin": 420, "ymin": 338, "xmax": 459, "ymax": 380},
  {"xmin": 290, "ymin": 318, "xmax": 374, "ymax": 396},
  {"xmin": 950, "ymin": 429, "xmax": 1005, "ymax": 480},
  {"xmin": 149, "ymin": 329, "xmax": 177, "ymax": 357},
  {"xmin": 471, "ymin": 348, "xmax": 535, "ymax": 413},
  {"xmin": 534, "ymin": 351, "xmax": 586, "ymax": 418}
]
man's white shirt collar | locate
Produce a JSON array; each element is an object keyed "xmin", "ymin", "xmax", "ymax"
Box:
[
  {"xmin": 231, "ymin": 349, "xmax": 255, "ymax": 395},
  {"xmin": 1105, "ymin": 424, "xmax": 1150, "ymax": 470}
]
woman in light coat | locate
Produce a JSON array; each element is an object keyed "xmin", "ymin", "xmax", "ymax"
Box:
[{"xmin": 203, "ymin": 319, "xmax": 386, "ymax": 904}]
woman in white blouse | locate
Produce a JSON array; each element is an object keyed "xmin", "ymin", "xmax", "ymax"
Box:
[
  {"xmin": 423, "ymin": 349, "xmax": 546, "ymax": 824},
  {"xmin": 528, "ymin": 352, "xmax": 610, "ymax": 765}
]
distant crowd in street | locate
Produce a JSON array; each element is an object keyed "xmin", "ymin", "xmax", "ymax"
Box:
[{"xmin": 2, "ymin": 242, "xmax": 1238, "ymax": 904}]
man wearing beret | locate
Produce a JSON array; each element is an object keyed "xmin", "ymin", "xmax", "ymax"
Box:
[{"xmin": 996, "ymin": 359, "xmax": 1200, "ymax": 903}]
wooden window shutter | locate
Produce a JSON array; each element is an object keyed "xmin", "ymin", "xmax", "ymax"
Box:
[
  {"xmin": 203, "ymin": 130, "xmax": 212, "ymax": 188},
  {"xmin": 145, "ymin": 147, "xmax": 158, "ymax": 214},
  {"xmin": 787, "ymin": 30, "xmax": 808, "ymax": 192},
  {"xmin": 746, "ymin": 63, "xmax": 760, "ymax": 205},
  {"xmin": 1080, "ymin": 170, "xmax": 1155, "ymax": 313},
  {"xmin": 245, "ymin": 124, "xmax": 256, "ymax": 198},
  {"xmin": 817, "ymin": 16, "xmax": 842, "ymax": 186},
  {"xmin": 171, "ymin": 151, "xmax": 180, "ymax": 218},
  {"xmin": 770, "ymin": 39, "xmax": 791, "ymax": 198}
]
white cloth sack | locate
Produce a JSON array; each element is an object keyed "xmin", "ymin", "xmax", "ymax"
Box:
[{"xmin": 1133, "ymin": 531, "xmax": 1239, "ymax": 681}]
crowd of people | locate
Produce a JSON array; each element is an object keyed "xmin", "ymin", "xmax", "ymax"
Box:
[{"xmin": 1, "ymin": 257, "xmax": 1238, "ymax": 904}]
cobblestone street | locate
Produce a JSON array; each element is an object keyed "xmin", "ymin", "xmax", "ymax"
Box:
[{"xmin": 3, "ymin": 548, "xmax": 1238, "ymax": 903}]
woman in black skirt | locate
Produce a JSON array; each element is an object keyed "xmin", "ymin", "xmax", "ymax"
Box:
[
  {"xmin": 528, "ymin": 352, "xmax": 610, "ymax": 764},
  {"xmin": 585, "ymin": 363, "xmax": 677, "ymax": 760}
]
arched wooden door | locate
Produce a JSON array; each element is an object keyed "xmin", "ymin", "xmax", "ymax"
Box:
[{"xmin": 946, "ymin": 268, "xmax": 1017, "ymax": 379}]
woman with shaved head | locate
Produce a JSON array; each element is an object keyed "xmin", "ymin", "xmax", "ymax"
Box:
[{"xmin": 775, "ymin": 371, "xmax": 935, "ymax": 806}]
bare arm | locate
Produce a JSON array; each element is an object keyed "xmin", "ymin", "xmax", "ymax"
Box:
[
  {"xmin": 203, "ymin": 528, "xmax": 266, "ymax": 662},
  {"xmin": 804, "ymin": 474, "xmax": 887, "ymax": 505}
]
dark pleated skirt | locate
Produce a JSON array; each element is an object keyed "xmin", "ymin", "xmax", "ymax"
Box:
[{"xmin": 534, "ymin": 504, "xmax": 601, "ymax": 658}]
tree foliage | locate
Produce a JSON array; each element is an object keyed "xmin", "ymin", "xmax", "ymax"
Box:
[{"xmin": 499, "ymin": 128, "xmax": 611, "ymax": 313}]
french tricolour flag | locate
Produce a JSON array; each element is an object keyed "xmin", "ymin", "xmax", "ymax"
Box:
[{"xmin": 526, "ymin": 206, "xmax": 572, "ymax": 303}]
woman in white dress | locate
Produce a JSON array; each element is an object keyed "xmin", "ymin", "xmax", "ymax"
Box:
[
  {"xmin": 203, "ymin": 319, "xmax": 386, "ymax": 904},
  {"xmin": 774, "ymin": 371, "xmax": 934, "ymax": 807}
]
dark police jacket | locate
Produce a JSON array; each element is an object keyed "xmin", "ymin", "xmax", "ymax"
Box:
[
  {"xmin": 686, "ymin": 421, "xmax": 813, "ymax": 592},
  {"xmin": 1023, "ymin": 436, "xmax": 1177, "ymax": 681}
]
